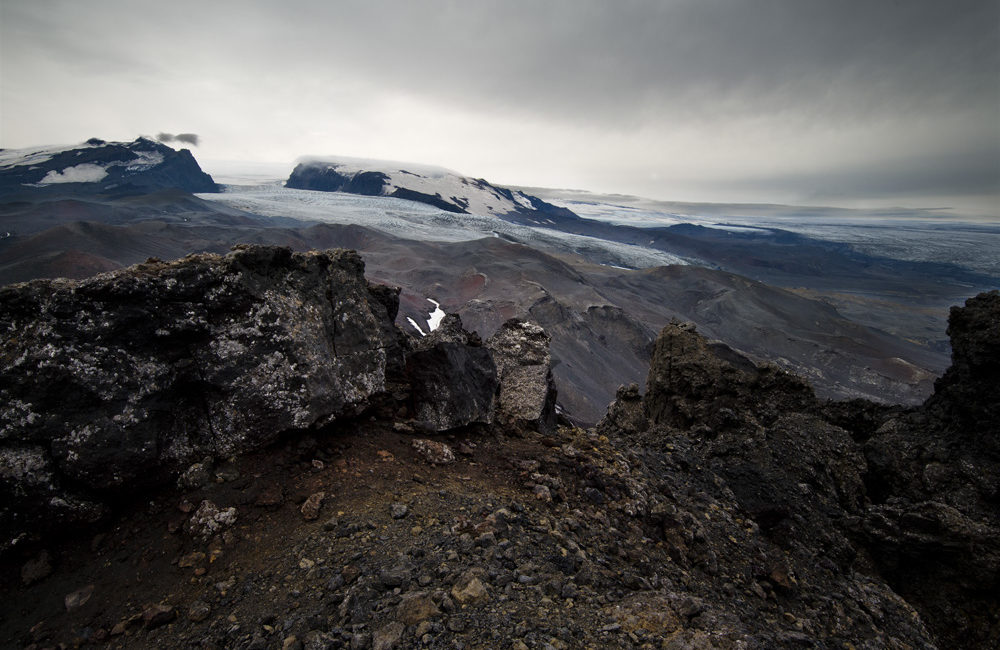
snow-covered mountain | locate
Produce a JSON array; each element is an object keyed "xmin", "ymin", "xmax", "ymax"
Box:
[
  {"xmin": 286, "ymin": 156, "xmax": 578, "ymax": 225},
  {"xmin": 0, "ymin": 137, "xmax": 217, "ymax": 198}
]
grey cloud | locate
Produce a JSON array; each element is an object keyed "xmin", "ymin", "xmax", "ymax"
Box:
[
  {"xmin": 156, "ymin": 133, "xmax": 199, "ymax": 146},
  {"xmin": 2, "ymin": 0, "xmax": 996, "ymax": 210}
]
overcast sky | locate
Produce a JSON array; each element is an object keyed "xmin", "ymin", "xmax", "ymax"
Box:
[{"xmin": 2, "ymin": 0, "xmax": 997, "ymax": 214}]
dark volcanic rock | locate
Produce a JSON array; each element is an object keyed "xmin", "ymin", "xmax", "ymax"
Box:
[
  {"xmin": 642, "ymin": 320, "xmax": 815, "ymax": 431},
  {"xmin": 598, "ymin": 293, "xmax": 1000, "ymax": 648},
  {"xmin": 861, "ymin": 291, "xmax": 1000, "ymax": 648},
  {"xmin": 0, "ymin": 245, "xmax": 405, "ymax": 550},
  {"xmin": 0, "ymin": 137, "xmax": 218, "ymax": 198},
  {"xmin": 405, "ymin": 314, "xmax": 497, "ymax": 431}
]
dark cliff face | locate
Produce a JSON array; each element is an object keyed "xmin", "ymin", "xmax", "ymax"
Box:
[
  {"xmin": 598, "ymin": 291, "xmax": 1000, "ymax": 648},
  {"xmin": 285, "ymin": 163, "xmax": 389, "ymax": 196},
  {"xmin": 0, "ymin": 138, "xmax": 218, "ymax": 199}
]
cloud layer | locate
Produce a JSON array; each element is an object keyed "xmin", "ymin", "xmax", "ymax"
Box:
[{"xmin": 1, "ymin": 0, "xmax": 997, "ymax": 212}]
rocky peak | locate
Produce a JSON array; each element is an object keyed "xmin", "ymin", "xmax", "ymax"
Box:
[
  {"xmin": 0, "ymin": 137, "xmax": 218, "ymax": 198},
  {"xmin": 597, "ymin": 292, "xmax": 1000, "ymax": 648},
  {"xmin": 641, "ymin": 320, "xmax": 815, "ymax": 433}
]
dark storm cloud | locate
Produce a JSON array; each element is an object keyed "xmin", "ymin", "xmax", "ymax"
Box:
[
  {"xmin": 270, "ymin": 0, "xmax": 999, "ymax": 124},
  {"xmin": 2, "ymin": 0, "xmax": 997, "ymax": 209}
]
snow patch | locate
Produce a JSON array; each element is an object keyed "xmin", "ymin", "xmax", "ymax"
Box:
[
  {"xmin": 0, "ymin": 142, "xmax": 99, "ymax": 169},
  {"xmin": 37, "ymin": 164, "xmax": 108, "ymax": 185},
  {"xmin": 123, "ymin": 151, "xmax": 164, "ymax": 171},
  {"xmin": 426, "ymin": 299, "xmax": 445, "ymax": 332},
  {"xmin": 407, "ymin": 317, "xmax": 427, "ymax": 337}
]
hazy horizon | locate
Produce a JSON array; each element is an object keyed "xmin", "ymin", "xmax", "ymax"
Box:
[{"xmin": 2, "ymin": 1, "xmax": 997, "ymax": 215}]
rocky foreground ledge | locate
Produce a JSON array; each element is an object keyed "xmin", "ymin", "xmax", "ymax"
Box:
[
  {"xmin": 0, "ymin": 248, "xmax": 996, "ymax": 649},
  {"xmin": 0, "ymin": 246, "xmax": 555, "ymax": 551}
]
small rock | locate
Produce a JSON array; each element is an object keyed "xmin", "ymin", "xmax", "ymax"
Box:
[
  {"xmin": 533, "ymin": 485, "xmax": 552, "ymax": 502},
  {"xmin": 396, "ymin": 591, "xmax": 440, "ymax": 625},
  {"xmin": 342, "ymin": 564, "xmax": 361, "ymax": 584},
  {"xmin": 178, "ymin": 551, "xmax": 206, "ymax": 568},
  {"xmin": 186, "ymin": 500, "xmax": 238, "ymax": 540},
  {"xmin": 372, "ymin": 621, "xmax": 404, "ymax": 650},
  {"xmin": 188, "ymin": 600, "xmax": 211, "ymax": 622},
  {"xmin": 300, "ymin": 492, "xmax": 326, "ymax": 520},
  {"xmin": 412, "ymin": 439, "xmax": 456, "ymax": 465},
  {"xmin": 583, "ymin": 487, "xmax": 605, "ymax": 505},
  {"xmin": 451, "ymin": 570, "xmax": 489, "ymax": 605},
  {"xmin": 21, "ymin": 550, "xmax": 52, "ymax": 585},
  {"xmin": 390, "ymin": 503, "xmax": 409, "ymax": 519},
  {"xmin": 379, "ymin": 565, "xmax": 409, "ymax": 588},
  {"xmin": 178, "ymin": 461, "xmax": 212, "ymax": 490},
  {"xmin": 299, "ymin": 558, "xmax": 315, "ymax": 570},
  {"xmin": 65, "ymin": 584, "xmax": 95, "ymax": 610},
  {"xmin": 282, "ymin": 635, "xmax": 303, "ymax": 650},
  {"xmin": 142, "ymin": 603, "xmax": 177, "ymax": 629}
]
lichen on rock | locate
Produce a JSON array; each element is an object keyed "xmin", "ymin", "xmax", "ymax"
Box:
[{"xmin": 0, "ymin": 245, "xmax": 405, "ymax": 550}]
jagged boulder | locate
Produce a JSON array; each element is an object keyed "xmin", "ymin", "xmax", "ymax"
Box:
[
  {"xmin": 642, "ymin": 320, "xmax": 815, "ymax": 431},
  {"xmin": 404, "ymin": 314, "xmax": 498, "ymax": 431},
  {"xmin": 486, "ymin": 319, "xmax": 558, "ymax": 433},
  {"xmin": 0, "ymin": 245, "xmax": 405, "ymax": 549}
]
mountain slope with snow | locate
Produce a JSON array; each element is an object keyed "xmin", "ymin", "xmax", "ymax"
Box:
[
  {"xmin": 0, "ymin": 138, "xmax": 218, "ymax": 198},
  {"xmin": 286, "ymin": 156, "xmax": 578, "ymax": 225}
]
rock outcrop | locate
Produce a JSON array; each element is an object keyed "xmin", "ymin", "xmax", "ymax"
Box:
[
  {"xmin": 861, "ymin": 290, "xmax": 1000, "ymax": 648},
  {"xmin": 486, "ymin": 319, "xmax": 558, "ymax": 433},
  {"xmin": 404, "ymin": 314, "xmax": 498, "ymax": 432},
  {"xmin": 0, "ymin": 246, "xmax": 406, "ymax": 549},
  {"xmin": 0, "ymin": 246, "xmax": 559, "ymax": 551},
  {"xmin": 597, "ymin": 292, "xmax": 1000, "ymax": 648}
]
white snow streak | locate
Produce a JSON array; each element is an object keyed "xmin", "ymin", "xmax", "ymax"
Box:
[{"xmin": 37, "ymin": 164, "xmax": 108, "ymax": 184}]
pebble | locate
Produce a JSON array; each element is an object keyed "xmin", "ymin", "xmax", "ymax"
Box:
[
  {"xmin": 21, "ymin": 550, "xmax": 52, "ymax": 585},
  {"xmin": 178, "ymin": 551, "xmax": 206, "ymax": 568},
  {"xmin": 188, "ymin": 600, "xmax": 211, "ymax": 622},
  {"xmin": 372, "ymin": 620, "xmax": 404, "ymax": 650},
  {"xmin": 412, "ymin": 439, "xmax": 456, "ymax": 465},
  {"xmin": 64, "ymin": 584, "xmax": 95, "ymax": 610},
  {"xmin": 300, "ymin": 492, "xmax": 326, "ymax": 520},
  {"xmin": 451, "ymin": 570, "xmax": 489, "ymax": 605},
  {"xmin": 142, "ymin": 603, "xmax": 176, "ymax": 629},
  {"xmin": 396, "ymin": 591, "xmax": 440, "ymax": 625},
  {"xmin": 390, "ymin": 503, "xmax": 409, "ymax": 519},
  {"xmin": 533, "ymin": 485, "xmax": 552, "ymax": 502}
]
